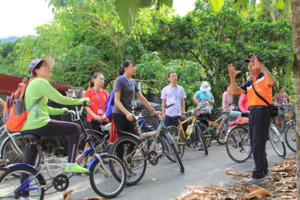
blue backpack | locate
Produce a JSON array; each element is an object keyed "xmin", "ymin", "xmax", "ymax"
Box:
[{"xmin": 105, "ymin": 76, "xmax": 136, "ymax": 120}]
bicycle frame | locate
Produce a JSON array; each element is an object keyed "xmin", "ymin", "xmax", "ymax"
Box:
[
  {"xmin": 6, "ymin": 105, "xmax": 113, "ymax": 196},
  {"xmin": 175, "ymin": 115, "xmax": 197, "ymax": 145}
]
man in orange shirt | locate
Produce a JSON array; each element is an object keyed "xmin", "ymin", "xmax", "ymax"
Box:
[{"xmin": 228, "ymin": 56, "xmax": 276, "ymax": 184}]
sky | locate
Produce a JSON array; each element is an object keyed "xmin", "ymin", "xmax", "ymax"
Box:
[{"xmin": 0, "ymin": 0, "xmax": 196, "ymax": 39}]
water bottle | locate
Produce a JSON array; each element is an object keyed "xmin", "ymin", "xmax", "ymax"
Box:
[
  {"xmin": 186, "ymin": 125, "xmax": 193, "ymax": 136},
  {"xmin": 186, "ymin": 124, "xmax": 193, "ymax": 146}
]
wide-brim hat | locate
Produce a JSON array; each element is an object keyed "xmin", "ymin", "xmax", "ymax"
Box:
[
  {"xmin": 200, "ymin": 81, "xmax": 211, "ymax": 92},
  {"xmin": 29, "ymin": 57, "xmax": 55, "ymax": 76}
]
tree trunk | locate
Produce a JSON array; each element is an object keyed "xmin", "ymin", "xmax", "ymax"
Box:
[{"xmin": 291, "ymin": 0, "xmax": 300, "ymax": 197}]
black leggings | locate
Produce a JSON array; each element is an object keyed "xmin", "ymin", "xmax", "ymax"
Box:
[{"xmin": 21, "ymin": 120, "xmax": 81, "ymax": 164}]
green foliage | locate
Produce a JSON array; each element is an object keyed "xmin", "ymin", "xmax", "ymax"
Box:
[
  {"xmin": 0, "ymin": 0, "xmax": 294, "ymax": 109},
  {"xmin": 114, "ymin": 0, "xmax": 172, "ymax": 32}
]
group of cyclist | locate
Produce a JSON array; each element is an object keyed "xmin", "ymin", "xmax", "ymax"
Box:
[{"xmin": 0, "ymin": 55, "xmax": 295, "ymax": 199}]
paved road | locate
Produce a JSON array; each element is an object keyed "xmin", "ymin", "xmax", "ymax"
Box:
[{"xmin": 44, "ymin": 141, "xmax": 295, "ymax": 200}]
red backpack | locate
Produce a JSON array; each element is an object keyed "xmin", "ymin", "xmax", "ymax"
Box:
[{"xmin": 2, "ymin": 79, "xmax": 42, "ymax": 132}]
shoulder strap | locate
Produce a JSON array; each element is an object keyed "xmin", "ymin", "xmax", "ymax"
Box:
[
  {"xmin": 251, "ymin": 82, "xmax": 270, "ymax": 106},
  {"xmin": 120, "ymin": 76, "xmax": 125, "ymax": 87},
  {"xmin": 132, "ymin": 78, "xmax": 136, "ymax": 86}
]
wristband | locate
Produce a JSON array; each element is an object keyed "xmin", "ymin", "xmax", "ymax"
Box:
[{"xmin": 150, "ymin": 108, "xmax": 154, "ymax": 113}]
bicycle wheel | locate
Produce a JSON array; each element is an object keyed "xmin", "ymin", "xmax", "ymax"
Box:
[
  {"xmin": 161, "ymin": 134, "xmax": 184, "ymax": 173},
  {"xmin": 1, "ymin": 133, "xmax": 41, "ymax": 169},
  {"xmin": 226, "ymin": 126, "xmax": 251, "ymax": 163},
  {"xmin": 268, "ymin": 125, "xmax": 286, "ymax": 157},
  {"xmin": 195, "ymin": 122, "xmax": 208, "ymax": 155},
  {"xmin": 108, "ymin": 136, "xmax": 147, "ymax": 186},
  {"xmin": 78, "ymin": 130, "xmax": 104, "ymax": 153},
  {"xmin": 285, "ymin": 124, "xmax": 296, "ymax": 152},
  {"xmin": 216, "ymin": 129, "xmax": 228, "ymax": 145},
  {"xmin": 0, "ymin": 165, "xmax": 45, "ymax": 200},
  {"xmin": 169, "ymin": 126, "xmax": 185, "ymax": 159},
  {"xmin": 198, "ymin": 122, "xmax": 212, "ymax": 147},
  {"xmin": 90, "ymin": 154, "xmax": 126, "ymax": 198}
]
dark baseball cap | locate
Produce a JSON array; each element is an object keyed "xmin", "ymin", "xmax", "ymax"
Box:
[{"xmin": 244, "ymin": 56, "xmax": 263, "ymax": 63}]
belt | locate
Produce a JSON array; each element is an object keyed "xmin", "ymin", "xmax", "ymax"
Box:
[{"xmin": 249, "ymin": 106, "xmax": 268, "ymax": 110}]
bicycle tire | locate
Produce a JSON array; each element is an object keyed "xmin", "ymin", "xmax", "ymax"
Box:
[
  {"xmin": 269, "ymin": 125, "xmax": 286, "ymax": 157},
  {"xmin": 284, "ymin": 124, "xmax": 296, "ymax": 152},
  {"xmin": 1, "ymin": 133, "xmax": 41, "ymax": 169},
  {"xmin": 0, "ymin": 165, "xmax": 45, "ymax": 200},
  {"xmin": 216, "ymin": 129, "xmax": 227, "ymax": 145},
  {"xmin": 198, "ymin": 122, "xmax": 212, "ymax": 147},
  {"xmin": 168, "ymin": 126, "xmax": 185, "ymax": 159},
  {"xmin": 89, "ymin": 154, "xmax": 126, "ymax": 198},
  {"xmin": 169, "ymin": 142, "xmax": 185, "ymax": 173},
  {"xmin": 108, "ymin": 136, "xmax": 147, "ymax": 186},
  {"xmin": 226, "ymin": 125, "xmax": 251, "ymax": 163},
  {"xmin": 78, "ymin": 130, "xmax": 105, "ymax": 153},
  {"xmin": 195, "ymin": 122, "xmax": 208, "ymax": 155}
]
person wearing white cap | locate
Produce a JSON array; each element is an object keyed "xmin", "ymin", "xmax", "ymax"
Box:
[
  {"xmin": 20, "ymin": 57, "xmax": 90, "ymax": 200},
  {"xmin": 192, "ymin": 81, "xmax": 215, "ymax": 119}
]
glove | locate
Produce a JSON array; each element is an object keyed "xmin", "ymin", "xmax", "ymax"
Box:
[
  {"xmin": 61, "ymin": 107, "xmax": 68, "ymax": 114},
  {"xmin": 80, "ymin": 98, "xmax": 90, "ymax": 105}
]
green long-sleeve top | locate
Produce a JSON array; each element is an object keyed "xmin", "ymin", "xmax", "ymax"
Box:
[{"xmin": 21, "ymin": 78, "xmax": 88, "ymax": 131}]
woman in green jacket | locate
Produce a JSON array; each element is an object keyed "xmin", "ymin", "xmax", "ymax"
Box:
[{"xmin": 20, "ymin": 57, "xmax": 89, "ymax": 200}]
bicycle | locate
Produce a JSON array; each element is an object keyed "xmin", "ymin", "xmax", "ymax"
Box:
[
  {"xmin": 284, "ymin": 123, "xmax": 296, "ymax": 152},
  {"xmin": 0, "ymin": 115, "xmax": 41, "ymax": 169},
  {"xmin": 170, "ymin": 107, "xmax": 208, "ymax": 158},
  {"xmin": 273, "ymin": 109, "xmax": 296, "ymax": 133},
  {"xmin": 197, "ymin": 104, "xmax": 239, "ymax": 147},
  {"xmin": 226, "ymin": 112, "xmax": 286, "ymax": 163},
  {"xmin": 109, "ymin": 104, "xmax": 184, "ymax": 186},
  {"xmin": 0, "ymin": 104, "xmax": 126, "ymax": 199}
]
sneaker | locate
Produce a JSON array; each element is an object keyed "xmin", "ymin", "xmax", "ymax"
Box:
[
  {"xmin": 65, "ymin": 164, "xmax": 89, "ymax": 173},
  {"xmin": 244, "ymin": 177, "xmax": 265, "ymax": 184},
  {"xmin": 191, "ymin": 142, "xmax": 199, "ymax": 150},
  {"xmin": 126, "ymin": 169, "xmax": 137, "ymax": 177},
  {"xmin": 265, "ymin": 171, "xmax": 270, "ymax": 177}
]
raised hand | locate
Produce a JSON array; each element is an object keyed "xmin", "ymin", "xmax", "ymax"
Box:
[
  {"xmin": 253, "ymin": 56, "xmax": 264, "ymax": 71},
  {"xmin": 228, "ymin": 63, "xmax": 241, "ymax": 78}
]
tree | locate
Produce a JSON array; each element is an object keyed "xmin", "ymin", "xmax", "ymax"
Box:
[{"xmin": 291, "ymin": 0, "xmax": 300, "ymax": 196}]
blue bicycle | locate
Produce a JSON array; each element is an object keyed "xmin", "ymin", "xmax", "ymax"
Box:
[{"xmin": 0, "ymin": 105, "xmax": 126, "ymax": 199}]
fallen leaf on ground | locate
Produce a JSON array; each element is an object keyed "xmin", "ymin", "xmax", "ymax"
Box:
[
  {"xmin": 244, "ymin": 185, "xmax": 272, "ymax": 199},
  {"xmin": 63, "ymin": 189, "xmax": 73, "ymax": 200}
]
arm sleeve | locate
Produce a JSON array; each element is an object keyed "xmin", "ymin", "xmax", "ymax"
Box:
[
  {"xmin": 240, "ymin": 81, "xmax": 249, "ymax": 94},
  {"xmin": 222, "ymin": 92, "xmax": 227, "ymax": 107},
  {"xmin": 182, "ymin": 87, "xmax": 187, "ymax": 99},
  {"xmin": 161, "ymin": 87, "xmax": 166, "ymax": 99},
  {"xmin": 32, "ymin": 78, "xmax": 87, "ymax": 105},
  {"xmin": 193, "ymin": 91, "xmax": 199, "ymax": 98},
  {"xmin": 113, "ymin": 77, "xmax": 123, "ymax": 92},
  {"xmin": 46, "ymin": 106, "xmax": 67, "ymax": 115}
]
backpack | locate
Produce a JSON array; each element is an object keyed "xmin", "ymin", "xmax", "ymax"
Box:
[
  {"xmin": 105, "ymin": 76, "xmax": 136, "ymax": 120},
  {"xmin": 2, "ymin": 79, "xmax": 43, "ymax": 132}
]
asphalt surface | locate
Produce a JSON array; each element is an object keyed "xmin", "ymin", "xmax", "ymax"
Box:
[{"xmin": 37, "ymin": 140, "xmax": 295, "ymax": 200}]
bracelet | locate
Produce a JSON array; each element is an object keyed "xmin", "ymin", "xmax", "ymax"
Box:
[
  {"xmin": 262, "ymin": 67, "xmax": 267, "ymax": 73},
  {"xmin": 150, "ymin": 108, "xmax": 154, "ymax": 113}
]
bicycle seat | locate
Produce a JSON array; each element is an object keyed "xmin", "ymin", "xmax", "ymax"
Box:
[
  {"xmin": 170, "ymin": 115, "xmax": 182, "ymax": 121},
  {"xmin": 23, "ymin": 134, "xmax": 41, "ymax": 144}
]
